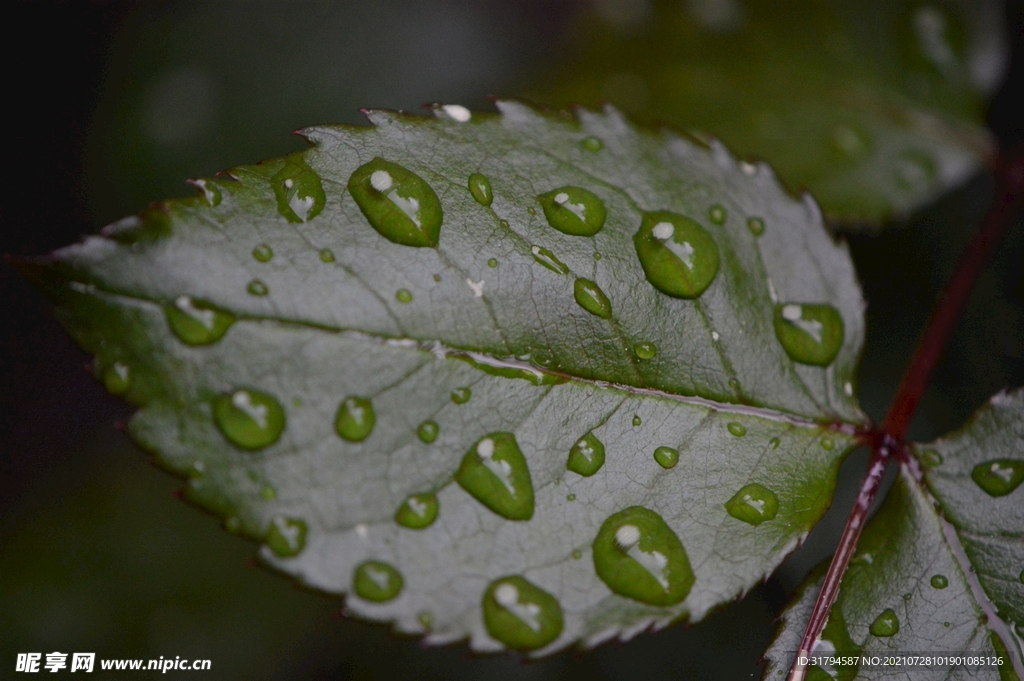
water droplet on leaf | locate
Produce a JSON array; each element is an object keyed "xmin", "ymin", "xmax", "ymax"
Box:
[
  {"xmin": 455, "ymin": 433, "xmax": 534, "ymax": 520},
  {"xmin": 567, "ymin": 432, "xmax": 605, "ymax": 477},
  {"xmin": 103, "ymin": 362, "xmax": 131, "ymax": 395},
  {"xmin": 930, "ymin": 574, "xmax": 948, "ymax": 589},
  {"xmin": 869, "ymin": 609, "xmax": 899, "ymax": 637},
  {"xmin": 632, "ymin": 415, "xmax": 642, "ymax": 427},
  {"xmin": 774, "ymin": 303, "xmax": 844, "ymax": 366},
  {"xmin": 450, "ymin": 387, "xmax": 471, "ymax": 404},
  {"xmin": 417, "ymin": 420, "xmax": 439, "ymax": 443},
  {"xmin": 335, "ymin": 396, "xmax": 376, "ymax": 442},
  {"xmin": 537, "ymin": 187, "xmax": 607, "ymax": 236},
  {"xmin": 395, "ymin": 289, "xmax": 413, "ymax": 303},
  {"xmin": 725, "ymin": 484, "xmax": 779, "ymax": 525},
  {"xmin": 247, "ymin": 279, "xmax": 269, "ymax": 296},
  {"xmin": 319, "ymin": 248, "xmax": 335, "ymax": 263},
  {"xmin": 395, "ymin": 492, "xmax": 439, "ymax": 529},
  {"xmin": 592, "ymin": 506, "xmax": 694, "ymax": 605},
  {"xmin": 919, "ymin": 449, "xmax": 943, "ymax": 467},
  {"xmin": 708, "ymin": 204, "xmax": 726, "ymax": 225},
  {"xmin": 727, "ymin": 422, "xmax": 746, "ymax": 437},
  {"xmin": 483, "ymin": 576, "xmax": 563, "ymax": 650},
  {"xmin": 970, "ymin": 459, "xmax": 1024, "ymax": 497},
  {"xmin": 582, "ymin": 136, "xmax": 603, "ymax": 151},
  {"xmin": 252, "ymin": 243, "xmax": 273, "ymax": 262},
  {"xmin": 468, "ymin": 173, "xmax": 493, "ymax": 206},
  {"xmin": 166, "ymin": 296, "xmax": 235, "ymax": 345},
  {"xmin": 634, "ymin": 211, "xmax": 720, "ymax": 298},
  {"xmin": 487, "ymin": 258, "xmax": 498, "ymax": 268},
  {"xmin": 821, "ymin": 437, "xmax": 835, "ymax": 450},
  {"xmin": 272, "ymin": 157, "xmax": 325, "ymax": 223},
  {"xmin": 530, "ymin": 245, "xmax": 569, "ymax": 274},
  {"xmin": 190, "ymin": 178, "xmax": 222, "ymax": 207},
  {"xmin": 574, "ymin": 278, "xmax": 612, "ymax": 318},
  {"xmin": 353, "ymin": 561, "xmax": 404, "ymax": 602},
  {"xmin": 747, "ymin": 217, "xmax": 765, "ymax": 236},
  {"xmin": 653, "ymin": 446, "xmax": 679, "ymax": 469},
  {"xmin": 214, "ymin": 389, "xmax": 285, "ymax": 450},
  {"xmin": 266, "ymin": 516, "xmax": 307, "ymax": 557},
  {"xmin": 349, "ymin": 157, "xmax": 443, "ymax": 247},
  {"xmin": 634, "ymin": 342, "xmax": 656, "ymax": 359}
]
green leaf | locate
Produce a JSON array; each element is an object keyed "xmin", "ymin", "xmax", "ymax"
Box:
[
  {"xmin": 530, "ymin": 0, "xmax": 1004, "ymax": 223},
  {"xmin": 764, "ymin": 389, "xmax": 1024, "ymax": 678},
  {"xmin": 25, "ymin": 101, "xmax": 867, "ymax": 652}
]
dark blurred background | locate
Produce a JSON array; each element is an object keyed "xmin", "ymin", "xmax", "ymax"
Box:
[{"xmin": 1, "ymin": 1, "xmax": 1021, "ymax": 679}]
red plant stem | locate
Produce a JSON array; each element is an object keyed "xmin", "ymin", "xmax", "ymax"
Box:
[{"xmin": 788, "ymin": 148, "xmax": 1024, "ymax": 681}]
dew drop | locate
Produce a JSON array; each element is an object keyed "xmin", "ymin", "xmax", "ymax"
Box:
[
  {"xmin": 483, "ymin": 576, "xmax": 564, "ymax": 650},
  {"xmin": 353, "ymin": 560, "xmax": 403, "ymax": 602},
  {"xmin": 214, "ymin": 389, "xmax": 286, "ymax": 450},
  {"xmin": 869, "ymin": 608, "xmax": 899, "ymax": 637},
  {"xmin": 395, "ymin": 492, "xmax": 439, "ymax": 529},
  {"xmin": 528, "ymin": 206, "xmax": 536, "ymax": 216},
  {"xmin": 582, "ymin": 136, "xmax": 603, "ymax": 151},
  {"xmin": 537, "ymin": 186, "xmax": 607, "ymax": 236},
  {"xmin": 418, "ymin": 612, "xmax": 433, "ymax": 629},
  {"xmin": 272, "ymin": 157, "xmax": 325, "ymax": 223},
  {"xmin": 970, "ymin": 459, "xmax": 1024, "ymax": 497},
  {"xmin": 634, "ymin": 211, "xmax": 720, "ymax": 298},
  {"xmin": 348, "ymin": 157, "xmax": 443, "ymax": 247},
  {"xmin": 747, "ymin": 217, "xmax": 765, "ymax": 236},
  {"xmin": 574, "ymin": 278, "xmax": 613, "ymax": 318},
  {"xmin": 252, "ymin": 243, "xmax": 273, "ymax": 262},
  {"xmin": 335, "ymin": 396, "xmax": 376, "ymax": 442},
  {"xmin": 266, "ymin": 516, "xmax": 307, "ymax": 557},
  {"xmin": 774, "ymin": 303, "xmax": 844, "ymax": 366},
  {"xmin": 769, "ymin": 437, "xmax": 781, "ymax": 449},
  {"xmin": 468, "ymin": 173, "xmax": 493, "ymax": 206},
  {"xmin": 725, "ymin": 484, "xmax": 779, "ymax": 526},
  {"xmin": 592, "ymin": 506, "xmax": 694, "ymax": 605},
  {"xmin": 727, "ymin": 422, "xmax": 746, "ymax": 437},
  {"xmin": 499, "ymin": 219, "xmax": 510, "ymax": 229},
  {"xmin": 450, "ymin": 387, "xmax": 472, "ymax": 404},
  {"xmin": 572, "ymin": 549, "xmax": 582, "ymax": 560},
  {"xmin": 708, "ymin": 204, "xmax": 727, "ymax": 225},
  {"xmin": 247, "ymin": 279, "xmax": 269, "ymax": 296},
  {"xmin": 432, "ymin": 273, "xmax": 442, "ymax": 282},
  {"xmin": 395, "ymin": 289, "xmax": 413, "ymax": 303},
  {"xmin": 319, "ymin": 248, "xmax": 335, "ymax": 263},
  {"xmin": 593, "ymin": 252, "xmax": 602, "ymax": 260},
  {"xmin": 566, "ymin": 432, "xmax": 605, "ymax": 477},
  {"xmin": 632, "ymin": 415, "xmax": 642, "ymax": 427},
  {"xmin": 166, "ymin": 296, "xmax": 235, "ymax": 345},
  {"xmin": 455, "ymin": 433, "xmax": 534, "ymax": 520},
  {"xmin": 930, "ymin": 574, "xmax": 948, "ymax": 589},
  {"xmin": 918, "ymin": 450, "xmax": 943, "ymax": 467},
  {"xmin": 487, "ymin": 258, "xmax": 498, "ymax": 268},
  {"xmin": 190, "ymin": 178, "xmax": 222, "ymax": 207},
  {"xmin": 634, "ymin": 342, "xmax": 656, "ymax": 359},
  {"xmin": 821, "ymin": 436, "xmax": 836, "ymax": 451},
  {"xmin": 653, "ymin": 446, "xmax": 679, "ymax": 469},
  {"xmin": 103, "ymin": 362, "xmax": 131, "ymax": 395},
  {"xmin": 417, "ymin": 420, "xmax": 439, "ymax": 444},
  {"xmin": 530, "ymin": 245, "xmax": 569, "ymax": 274}
]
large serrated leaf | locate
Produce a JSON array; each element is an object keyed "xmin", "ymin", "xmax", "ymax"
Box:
[
  {"xmin": 26, "ymin": 101, "xmax": 867, "ymax": 653},
  {"xmin": 764, "ymin": 389, "xmax": 1024, "ymax": 679},
  {"xmin": 531, "ymin": 0, "xmax": 1004, "ymax": 223}
]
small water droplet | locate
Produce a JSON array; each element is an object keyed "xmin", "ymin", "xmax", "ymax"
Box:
[
  {"xmin": 593, "ymin": 252, "xmax": 602, "ymax": 260},
  {"xmin": 103, "ymin": 362, "xmax": 131, "ymax": 395},
  {"xmin": 483, "ymin": 576, "xmax": 564, "ymax": 649},
  {"xmin": 747, "ymin": 217, "xmax": 765, "ymax": 236},
  {"xmin": 918, "ymin": 450, "xmax": 943, "ymax": 467},
  {"xmin": 266, "ymin": 516, "xmax": 307, "ymax": 557},
  {"xmin": 902, "ymin": 592, "xmax": 912, "ymax": 601},
  {"xmin": 573, "ymin": 278, "xmax": 612, "ymax": 318},
  {"xmin": 468, "ymin": 173, "xmax": 493, "ymax": 206},
  {"xmin": 528, "ymin": 206, "xmax": 536, "ymax": 216},
  {"xmin": 567, "ymin": 432, "xmax": 605, "ymax": 477},
  {"xmin": 869, "ymin": 608, "xmax": 899, "ymax": 637},
  {"xmin": 970, "ymin": 459, "xmax": 1024, "ymax": 497},
  {"xmin": 567, "ymin": 493, "xmax": 576, "ymax": 501},
  {"xmin": 395, "ymin": 288, "xmax": 413, "ymax": 303},
  {"xmin": 455, "ymin": 433, "xmax": 534, "ymax": 520},
  {"xmin": 634, "ymin": 211, "xmax": 720, "ymax": 298},
  {"xmin": 353, "ymin": 560, "xmax": 403, "ymax": 602},
  {"xmin": 395, "ymin": 492, "xmax": 439, "ymax": 529},
  {"xmin": 653, "ymin": 446, "xmax": 679, "ymax": 469},
  {"xmin": 769, "ymin": 437, "xmax": 781, "ymax": 449},
  {"xmin": 632, "ymin": 415, "xmax": 642, "ymax": 427},
  {"xmin": 247, "ymin": 279, "xmax": 269, "ymax": 296},
  {"xmin": 252, "ymin": 243, "xmax": 273, "ymax": 262},
  {"xmin": 260, "ymin": 485, "xmax": 277, "ymax": 500},
  {"xmin": 821, "ymin": 437, "xmax": 836, "ymax": 450},
  {"xmin": 450, "ymin": 387, "xmax": 471, "ymax": 404},
  {"xmin": 272, "ymin": 157, "xmax": 325, "ymax": 223},
  {"xmin": 530, "ymin": 245, "xmax": 569, "ymax": 274},
  {"xmin": 728, "ymin": 377, "xmax": 741, "ymax": 391},
  {"xmin": 319, "ymin": 248, "xmax": 335, "ymax": 263},
  {"xmin": 844, "ymin": 381, "xmax": 854, "ymax": 396},
  {"xmin": 415, "ymin": 420, "xmax": 439, "ymax": 444},
  {"xmin": 190, "ymin": 178, "xmax": 222, "ymax": 207},
  {"xmin": 711, "ymin": 331, "xmax": 720, "ymax": 341},
  {"xmin": 537, "ymin": 187, "xmax": 607, "ymax": 236},
  {"xmin": 335, "ymin": 396, "xmax": 375, "ymax": 442},
  {"xmin": 774, "ymin": 303, "xmax": 844, "ymax": 366},
  {"xmin": 166, "ymin": 296, "xmax": 235, "ymax": 345},
  {"xmin": 895, "ymin": 150, "xmax": 937, "ymax": 191},
  {"xmin": 432, "ymin": 273, "xmax": 442, "ymax": 282},
  {"xmin": 499, "ymin": 219, "xmax": 510, "ymax": 229},
  {"xmin": 930, "ymin": 574, "xmax": 948, "ymax": 589},
  {"xmin": 727, "ymin": 422, "xmax": 746, "ymax": 437},
  {"xmin": 418, "ymin": 612, "xmax": 433, "ymax": 628},
  {"xmin": 634, "ymin": 342, "xmax": 656, "ymax": 359},
  {"xmin": 349, "ymin": 157, "xmax": 443, "ymax": 247},
  {"xmin": 943, "ymin": 621, "xmax": 950, "ymax": 627},
  {"xmin": 488, "ymin": 258, "xmax": 498, "ymax": 268},
  {"xmin": 708, "ymin": 204, "xmax": 726, "ymax": 225},
  {"xmin": 592, "ymin": 506, "xmax": 695, "ymax": 605},
  {"xmin": 214, "ymin": 389, "xmax": 286, "ymax": 450},
  {"xmin": 725, "ymin": 483, "xmax": 779, "ymax": 525},
  {"xmin": 572, "ymin": 549, "xmax": 582, "ymax": 560}
]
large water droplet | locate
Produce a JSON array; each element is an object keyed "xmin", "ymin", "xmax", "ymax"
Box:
[
  {"xmin": 537, "ymin": 187, "xmax": 606, "ymax": 236},
  {"xmin": 632, "ymin": 415, "xmax": 642, "ymax": 427},
  {"xmin": 165, "ymin": 296, "xmax": 235, "ymax": 345},
  {"xmin": 592, "ymin": 506, "xmax": 694, "ymax": 605},
  {"xmin": 634, "ymin": 211, "xmax": 720, "ymax": 298},
  {"xmin": 468, "ymin": 173, "xmax": 493, "ymax": 206},
  {"xmin": 725, "ymin": 484, "xmax": 779, "ymax": 526},
  {"xmin": 252, "ymin": 243, "xmax": 273, "ymax": 262},
  {"xmin": 483, "ymin": 576, "xmax": 564, "ymax": 650},
  {"xmin": 450, "ymin": 387, "xmax": 471, "ymax": 404},
  {"xmin": 869, "ymin": 608, "xmax": 899, "ymax": 637},
  {"xmin": 727, "ymin": 422, "xmax": 747, "ymax": 437},
  {"xmin": 417, "ymin": 420, "xmax": 439, "ymax": 443},
  {"xmin": 266, "ymin": 516, "xmax": 307, "ymax": 557},
  {"xmin": 353, "ymin": 560, "xmax": 403, "ymax": 602},
  {"xmin": 335, "ymin": 396, "xmax": 375, "ymax": 442},
  {"xmin": 971, "ymin": 459, "xmax": 1024, "ymax": 497},
  {"xmin": 395, "ymin": 492, "xmax": 439, "ymax": 529},
  {"xmin": 103, "ymin": 362, "xmax": 131, "ymax": 395},
  {"xmin": 530, "ymin": 245, "xmax": 569, "ymax": 274},
  {"xmin": 930, "ymin": 574, "xmax": 948, "ymax": 589},
  {"xmin": 214, "ymin": 389, "xmax": 286, "ymax": 450},
  {"xmin": 455, "ymin": 433, "xmax": 534, "ymax": 520},
  {"xmin": 774, "ymin": 303, "xmax": 844, "ymax": 366},
  {"xmin": 272, "ymin": 157, "xmax": 326, "ymax": 223},
  {"xmin": 349, "ymin": 158, "xmax": 442, "ymax": 248},
  {"xmin": 567, "ymin": 432, "xmax": 605, "ymax": 477},
  {"xmin": 653, "ymin": 446, "xmax": 679, "ymax": 469},
  {"xmin": 634, "ymin": 342, "xmax": 656, "ymax": 359},
  {"xmin": 574, "ymin": 278, "xmax": 612, "ymax": 318}
]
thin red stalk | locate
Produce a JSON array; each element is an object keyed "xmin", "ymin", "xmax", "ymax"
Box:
[{"xmin": 788, "ymin": 148, "xmax": 1024, "ymax": 681}]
